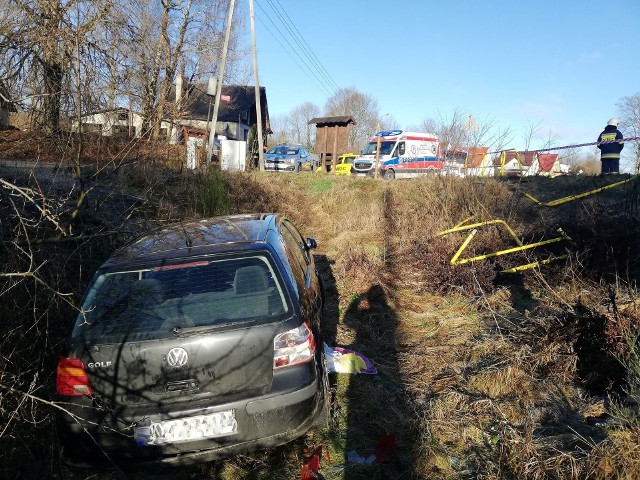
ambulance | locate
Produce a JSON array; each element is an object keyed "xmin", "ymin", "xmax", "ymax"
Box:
[{"xmin": 352, "ymin": 130, "xmax": 442, "ymax": 179}]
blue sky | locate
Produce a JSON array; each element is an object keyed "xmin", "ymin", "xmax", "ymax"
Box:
[{"xmin": 253, "ymin": 0, "xmax": 639, "ymax": 157}]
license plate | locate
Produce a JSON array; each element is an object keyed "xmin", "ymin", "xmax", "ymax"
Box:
[{"xmin": 135, "ymin": 410, "xmax": 237, "ymax": 446}]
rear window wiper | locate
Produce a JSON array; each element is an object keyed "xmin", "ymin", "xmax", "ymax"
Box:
[{"xmin": 171, "ymin": 320, "xmax": 254, "ymax": 336}]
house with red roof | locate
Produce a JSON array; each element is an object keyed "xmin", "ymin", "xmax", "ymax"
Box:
[
  {"xmin": 492, "ymin": 151, "xmax": 568, "ymax": 177},
  {"xmin": 493, "ymin": 151, "xmax": 535, "ymax": 176},
  {"xmin": 528, "ymin": 153, "xmax": 556, "ymax": 176},
  {"xmin": 464, "ymin": 146, "xmax": 493, "ymax": 176}
]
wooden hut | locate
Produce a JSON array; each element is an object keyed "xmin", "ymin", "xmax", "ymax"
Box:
[{"xmin": 308, "ymin": 116, "xmax": 356, "ymax": 170}]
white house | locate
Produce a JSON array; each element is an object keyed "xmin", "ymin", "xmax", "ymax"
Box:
[
  {"xmin": 494, "ymin": 151, "xmax": 535, "ymax": 176},
  {"xmin": 0, "ymin": 83, "xmax": 16, "ymax": 129},
  {"xmin": 71, "ymin": 107, "xmax": 156, "ymax": 137},
  {"xmin": 463, "ymin": 147, "xmax": 494, "ymax": 176}
]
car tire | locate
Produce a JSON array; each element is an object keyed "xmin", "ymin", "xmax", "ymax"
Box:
[{"xmin": 384, "ymin": 169, "xmax": 396, "ymax": 180}]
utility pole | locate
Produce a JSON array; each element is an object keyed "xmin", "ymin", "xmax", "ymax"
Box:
[
  {"xmin": 206, "ymin": 0, "xmax": 237, "ymax": 165},
  {"xmin": 374, "ymin": 133, "xmax": 381, "ymax": 179},
  {"xmin": 374, "ymin": 114, "xmax": 389, "ymax": 179},
  {"xmin": 250, "ymin": 0, "xmax": 265, "ymax": 171},
  {"xmin": 205, "ymin": 76, "xmax": 217, "ymax": 139}
]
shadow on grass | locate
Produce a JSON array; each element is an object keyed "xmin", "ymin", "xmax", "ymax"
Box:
[
  {"xmin": 341, "ymin": 284, "xmax": 415, "ymax": 479},
  {"xmin": 314, "ymin": 254, "xmax": 339, "ymax": 348},
  {"xmin": 493, "ymin": 272, "xmax": 540, "ymax": 315}
]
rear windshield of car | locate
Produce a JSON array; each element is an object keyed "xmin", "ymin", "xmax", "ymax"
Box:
[{"xmin": 72, "ymin": 253, "xmax": 291, "ymax": 340}]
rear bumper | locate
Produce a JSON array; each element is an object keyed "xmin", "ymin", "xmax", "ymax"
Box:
[{"xmin": 58, "ymin": 376, "xmax": 321, "ymax": 467}]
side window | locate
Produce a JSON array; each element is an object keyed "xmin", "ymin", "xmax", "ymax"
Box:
[
  {"xmin": 396, "ymin": 142, "xmax": 405, "ymax": 157},
  {"xmin": 281, "ymin": 223, "xmax": 309, "ymax": 292},
  {"xmin": 286, "ymin": 221, "xmax": 310, "ymax": 259}
]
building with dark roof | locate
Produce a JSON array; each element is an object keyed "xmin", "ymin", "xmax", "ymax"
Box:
[
  {"xmin": 72, "ymin": 81, "xmax": 270, "ymax": 147},
  {"xmin": 172, "ymin": 83, "xmax": 271, "ymax": 144}
]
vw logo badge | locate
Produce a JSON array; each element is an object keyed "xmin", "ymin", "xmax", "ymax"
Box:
[{"xmin": 166, "ymin": 347, "xmax": 188, "ymax": 368}]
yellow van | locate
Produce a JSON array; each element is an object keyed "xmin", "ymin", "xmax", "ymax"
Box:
[{"xmin": 315, "ymin": 153, "xmax": 357, "ymax": 175}]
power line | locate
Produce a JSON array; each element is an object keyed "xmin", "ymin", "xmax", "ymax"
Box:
[
  {"xmin": 267, "ymin": 0, "xmax": 340, "ymax": 93},
  {"xmin": 256, "ymin": 0, "xmax": 337, "ymax": 96},
  {"xmin": 253, "ymin": 9, "xmax": 334, "ymax": 97},
  {"xmin": 254, "ymin": 0, "xmax": 339, "ymax": 97}
]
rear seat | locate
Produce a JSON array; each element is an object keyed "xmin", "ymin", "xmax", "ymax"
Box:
[{"xmin": 156, "ymin": 265, "xmax": 276, "ymax": 328}]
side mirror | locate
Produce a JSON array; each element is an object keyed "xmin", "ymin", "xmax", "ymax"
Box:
[{"xmin": 306, "ymin": 237, "xmax": 318, "ymax": 250}]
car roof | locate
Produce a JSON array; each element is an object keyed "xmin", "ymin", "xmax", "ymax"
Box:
[
  {"xmin": 103, "ymin": 214, "xmax": 281, "ymax": 268},
  {"xmin": 271, "ymin": 144, "xmax": 304, "ymax": 149}
]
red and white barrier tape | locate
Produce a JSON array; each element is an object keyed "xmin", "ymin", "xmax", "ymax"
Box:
[{"xmin": 486, "ymin": 136, "xmax": 640, "ymax": 156}]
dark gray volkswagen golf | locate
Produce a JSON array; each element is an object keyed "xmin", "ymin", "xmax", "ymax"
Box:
[{"xmin": 56, "ymin": 213, "xmax": 327, "ymax": 466}]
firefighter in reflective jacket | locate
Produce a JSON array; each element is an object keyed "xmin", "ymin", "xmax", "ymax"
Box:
[{"xmin": 597, "ymin": 117, "xmax": 624, "ymax": 174}]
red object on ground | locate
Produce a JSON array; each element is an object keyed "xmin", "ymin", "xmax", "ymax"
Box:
[
  {"xmin": 373, "ymin": 434, "xmax": 397, "ymax": 465},
  {"xmin": 300, "ymin": 456, "xmax": 320, "ymax": 480},
  {"xmin": 301, "ymin": 446, "xmax": 328, "ymax": 480}
]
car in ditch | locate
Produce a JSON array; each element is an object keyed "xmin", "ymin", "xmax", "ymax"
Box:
[{"xmin": 56, "ymin": 213, "xmax": 328, "ymax": 467}]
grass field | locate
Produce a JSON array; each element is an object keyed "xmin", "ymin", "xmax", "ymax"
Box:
[{"xmin": 1, "ymin": 153, "xmax": 640, "ymax": 479}]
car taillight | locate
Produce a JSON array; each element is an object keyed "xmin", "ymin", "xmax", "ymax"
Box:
[
  {"xmin": 273, "ymin": 323, "xmax": 316, "ymax": 369},
  {"xmin": 56, "ymin": 357, "xmax": 93, "ymax": 396}
]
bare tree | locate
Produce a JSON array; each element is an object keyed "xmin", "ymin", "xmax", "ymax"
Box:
[
  {"xmin": 570, "ymin": 149, "xmax": 600, "ymax": 174},
  {"xmin": 324, "ymin": 86, "xmax": 380, "ymax": 150},
  {"xmin": 1, "ymin": 0, "xmax": 113, "ymax": 132},
  {"xmin": 267, "ymin": 113, "xmax": 288, "ymax": 145},
  {"xmin": 379, "ymin": 113, "xmax": 397, "ymax": 131},
  {"xmin": 618, "ymin": 93, "xmax": 640, "ymax": 173},
  {"xmin": 134, "ymin": 0, "xmax": 188, "ymax": 138},
  {"xmin": 128, "ymin": 0, "xmax": 245, "ymax": 139},
  {"xmin": 154, "ymin": 0, "xmax": 194, "ymax": 138},
  {"xmin": 289, "ymin": 102, "xmax": 319, "ymax": 148},
  {"xmin": 266, "ymin": 102, "xmax": 320, "ymax": 148},
  {"xmin": 0, "ymin": 0, "xmax": 243, "ymax": 136},
  {"xmin": 422, "ymin": 109, "xmax": 468, "ymax": 155},
  {"xmin": 421, "ymin": 109, "xmax": 514, "ymax": 163},
  {"xmin": 520, "ymin": 120, "xmax": 559, "ymax": 153}
]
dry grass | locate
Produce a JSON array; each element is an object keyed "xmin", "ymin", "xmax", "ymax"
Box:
[
  {"xmin": 0, "ymin": 130, "xmax": 185, "ymax": 167},
  {"xmin": 2, "ymin": 157, "xmax": 640, "ymax": 480}
]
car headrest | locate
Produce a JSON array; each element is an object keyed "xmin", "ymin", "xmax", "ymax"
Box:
[
  {"xmin": 234, "ymin": 266, "xmax": 269, "ymax": 295},
  {"xmin": 129, "ymin": 278, "xmax": 164, "ymax": 306}
]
